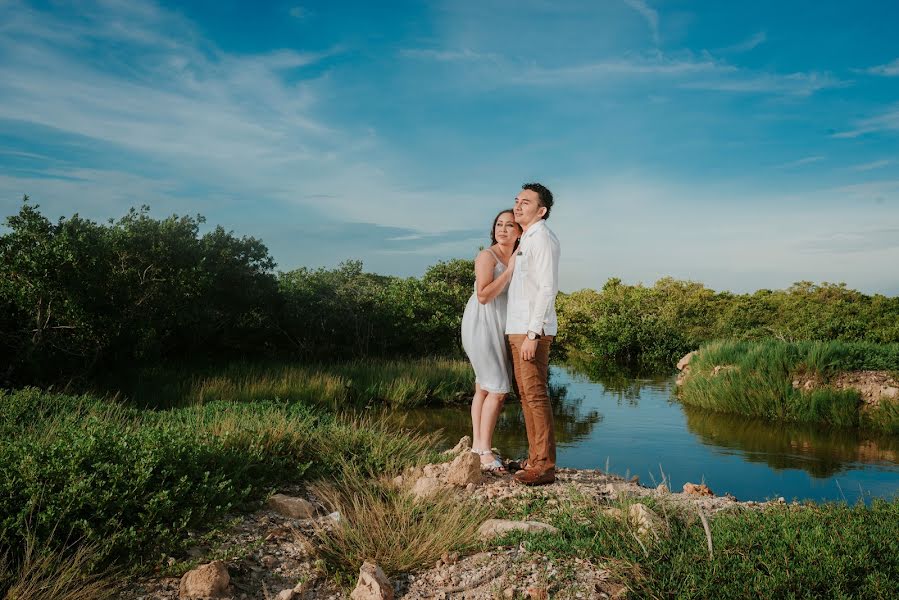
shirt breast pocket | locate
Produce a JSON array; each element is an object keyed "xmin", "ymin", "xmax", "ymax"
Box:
[{"xmin": 517, "ymin": 253, "xmax": 530, "ymax": 274}]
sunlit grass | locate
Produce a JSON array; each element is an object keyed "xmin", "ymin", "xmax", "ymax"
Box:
[
  {"xmin": 111, "ymin": 358, "xmax": 474, "ymax": 409},
  {"xmin": 679, "ymin": 340, "xmax": 899, "ymax": 432}
]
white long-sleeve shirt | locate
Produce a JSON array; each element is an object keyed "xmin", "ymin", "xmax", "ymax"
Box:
[{"xmin": 505, "ymin": 219, "xmax": 560, "ymax": 336}]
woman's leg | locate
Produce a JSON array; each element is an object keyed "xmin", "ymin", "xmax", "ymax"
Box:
[
  {"xmin": 471, "ymin": 383, "xmax": 487, "ymax": 452},
  {"xmin": 478, "ymin": 392, "xmax": 506, "ymax": 464}
]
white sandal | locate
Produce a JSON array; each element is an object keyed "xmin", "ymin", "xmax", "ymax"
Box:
[{"xmin": 474, "ymin": 449, "xmax": 506, "ymax": 473}]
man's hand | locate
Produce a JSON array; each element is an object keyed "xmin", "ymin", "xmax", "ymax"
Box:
[{"xmin": 520, "ymin": 338, "xmax": 538, "ymax": 361}]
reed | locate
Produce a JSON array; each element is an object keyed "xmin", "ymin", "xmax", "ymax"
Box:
[{"xmin": 678, "ymin": 340, "xmax": 899, "ymax": 432}]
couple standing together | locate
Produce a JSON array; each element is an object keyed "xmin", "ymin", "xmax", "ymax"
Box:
[{"xmin": 461, "ymin": 182, "xmax": 560, "ymax": 486}]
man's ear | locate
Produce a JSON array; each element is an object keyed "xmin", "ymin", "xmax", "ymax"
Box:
[{"xmin": 537, "ymin": 206, "xmax": 547, "ymax": 219}]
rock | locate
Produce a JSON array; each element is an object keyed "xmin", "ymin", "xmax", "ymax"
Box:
[
  {"xmin": 446, "ymin": 451, "xmax": 482, "ymax": 486},
  {"xmin": 656, "ymin": 484, "xmax": 669, "ymax": 494},
  {"xmin": 443, "ymin": 435, "xmax": 472, "ymax": 455},
  {"xmin": 883, "ymin": 386, "xmax": 899, "ymax": 400},
  {"xmin": 711, "ymin": 365, "xmax": 736, "ymax": 377},
  {"xmin": 276, "ymin": 590, "xmax": 295, "ymax": 600},
  {"xmin": 503, "ymin": 588, "xmax": 516, "ymax": 599},
  {"xmin": 628, "ymin": 503, "xmax": 665, "ymax": 539},
  {"xmin": 527, "ymin": 586, "xmax": 549, "ymax": 600},
  {"xmin": 677, "ymin": 351, "xmax": 698, "ymax": 371},
  {"xmin": 267, "ymin": 494, "xmax": 316, "ymax": 519},
  {"xmin": 602, "ymin": 507, "xmax": 624, "ymax": 520},
  {"xmin": 391, "ymin": 475, "xmax": 404, "ymax": 488},
  {"xmin": 326, "ymin": 511, "xmax": 342, "ymax": 524},
  {"xmin": 423, "ymin": 464, "xmax": 442, "ymax": 478},
  {"xmin": 178, "ymin": 561, "xmax": 229, "ymax": 599},
  {"xmin": 260, "ymin": 554, "xmax": 278, "ymax": 568},
  {"xmin": 683, "ymin": 482, "xmax": 714, "ymax": 497},
  {"xmin": 478, "ymin": 519, "xmax": 559, "ymax": 538},
  {"xmin": 349, "ymin": 561, "xmax": 393, "ymax": 600},
  {"xmin": 411, "ymin": 476, "xmax": 443, "ymax": 500}
]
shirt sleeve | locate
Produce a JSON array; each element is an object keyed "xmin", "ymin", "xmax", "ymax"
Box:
[{"xmin": 528, "ymin": 231, "xmax": 559, "ymax": 334}]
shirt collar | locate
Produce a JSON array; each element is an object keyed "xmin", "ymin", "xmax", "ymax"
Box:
[{"xmin": 521, "ymin": 218, "xmax": 546, "ymax": 241}]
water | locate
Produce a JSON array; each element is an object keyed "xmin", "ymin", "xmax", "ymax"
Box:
[{"xmin": 401, "ymin": 365, "xmax": 899, "ymax": 504}]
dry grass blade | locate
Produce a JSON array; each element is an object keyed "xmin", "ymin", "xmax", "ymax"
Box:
[
  {"xmin": 3, "ymin": 537, "xmax": 118, "ymax": 600},
  {"xmin": 696, "ymin": 506, "xmax": 713, "ymax": 560},
  {"xmin": 310, "ymin": 470, "xmax": 488, "ymax": 577}
]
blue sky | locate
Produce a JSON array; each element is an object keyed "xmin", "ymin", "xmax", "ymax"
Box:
[{"xmin": 1, "ymin": 0, "xmax": 898, "ymax": 294}]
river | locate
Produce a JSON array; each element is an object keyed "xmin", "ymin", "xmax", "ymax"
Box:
[{"xmin": 400, "ymin": 365, "xmax": 899, "ymax": 504}]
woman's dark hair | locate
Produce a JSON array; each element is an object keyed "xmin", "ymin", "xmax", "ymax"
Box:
[{"xmin": 490, "ymin": 209, "xmax": 520, "ymax": 247}]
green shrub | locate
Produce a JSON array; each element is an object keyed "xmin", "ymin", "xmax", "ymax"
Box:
[{"xmin": 0, "ymin": 388, "xmax": 435, "ymax": 570}]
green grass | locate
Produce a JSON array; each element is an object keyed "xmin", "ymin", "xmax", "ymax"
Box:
[
  {"xmin": 678, "ymin": 340, "xmax": 899, "ymax": 433},
  {"xmin": 0, "ymin": 387, "xmax": 439, "ymax": 580},
  {"xmin": 495, "ymin": 494, "xmax": 899, "ymax": 599},
  {"xmin": 101, "ymin": 358, "xmax": 474, "ymax": 409}
]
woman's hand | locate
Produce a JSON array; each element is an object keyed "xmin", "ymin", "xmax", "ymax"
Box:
[{"xmin": 507, "ymin": 252, "xmax": 517, "ymax": 272}]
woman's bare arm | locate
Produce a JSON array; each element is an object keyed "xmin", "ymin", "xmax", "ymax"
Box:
[{"xmin": 475, "ymin": 249, "xmax": 514, "ymax": 304}]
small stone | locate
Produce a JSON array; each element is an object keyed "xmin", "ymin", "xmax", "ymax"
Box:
[
  {"xmin": 503, "ymin": 588, "xmax": 516, "ymax": 599},
  {"xmin": 628, "ymin": 503, "xmax": 665, "ymax": 539},
  {"xmin": 446, "ymin": 451, "xmax": 482, "ymax": 486},
  {"xmin": 276, "ymin": 589, "xmax": 295, "ymax": 600},
  {"xmin": 656, "ymin": 484, "xmax": 669, "ymax": 494},
  {"xmin": 465, "ymin": 482, "xmax": 476, "ymax": 493},
  {"xmin": 178, "ymin": 561, "xmax": 229, "ymax": 599},
  {"xmin": 267, "ymin": 494, "xmax": 316, "ymax": 519},
  {"xmin": 260, "ymin": 554, "xmax": 278, "ymax": 569},
  {"xmin": 411, "ymin": 476, "xmax": 443, "ymax": 500},
  {"xmin": 443, "ymin": 435, "xmax": 472, "ymax": 455},
  {"xmin": 326, "ymin": 511, "xmax": 342, "ymax": 524},
  {"xmin": 392, "ymin": 475, "xmax": 404, "ymax": 488},
  {"xmin": 527, "ymin": 586, "xmax": 549, "ymax": 599},
  {"xmin": 478, "ymin": 519, "xmax": 559, "ymax": 538},
  {"xmin": 350, "ymin": 561, "xmax": 393, "ymax": 600},
  {"xmin": 676, "ymin": 351, "xmax": 698, "ymax": 371},
  {"xmin": 682, "ymin": 482, "xmax": 714, "ymax": 497}
]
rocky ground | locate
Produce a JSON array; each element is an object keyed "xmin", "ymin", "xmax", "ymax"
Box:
[{"xmin": 122, "ymin": 438, "xmax": 776, "ymax": 600}]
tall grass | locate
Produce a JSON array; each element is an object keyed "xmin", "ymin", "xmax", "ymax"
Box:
[
  {"xmin": 105, "ymin": 358, "xmax": 474, "ymax": 409},
  {"xmin": 312, "ymin": 466, "xmax": 488, "ymax": 578},
  {"xmin": 497, "ymin": 495, "xmax": 899, "ymax": 599},
  {"xmin": 678, "ymin": 340, "xmax": 899, "ymax": 433},
  {"xmin": 1, "ymin": 536, "xmax": 118, "ymax": 600},
  {"xmin": 0, "ymin": 387, "xmax": 438, "ymax": 574}
]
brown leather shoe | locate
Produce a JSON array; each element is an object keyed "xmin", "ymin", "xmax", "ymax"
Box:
[{"xmin": 513, "ymin": 469, "xmax": 555, "ymax": 486}]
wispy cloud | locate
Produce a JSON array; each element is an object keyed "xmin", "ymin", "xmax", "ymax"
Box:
[
  {"xmin": 776, "ymin": 155, "xmax": 824, "ymax": 169},
  {"xmin": 797, "ymin": 228, "xmax": 899, "ymax": 253},
  {"xmin": 681, "ymin": 70, "xmax": 846, "ymax": 96},
  {"xmin": 850, "ymin": 159, "xmax": 891, "ymax": 172},
  {"xmin": 289, "ymin": 6, "xmax": 310, "ymax": 20},
  {"xmin": 399, "ymin": 48, "xmax": 499, "ymax": 62},
  {"xmin": 863, "ymin": 58, "xmax": 899, "ymax": 77},
  {"xmin": 623, "ymin": 0, "xmax": 660, "ymax": 46},
  {"xmin": 718, "ymin": 31, "xmax": 767, "ymax": 54},
  {"xmin": 833, "ymin": 105, "xmax": 899, "ymax": 138}
]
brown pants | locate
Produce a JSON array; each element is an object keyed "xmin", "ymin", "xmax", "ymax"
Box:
[{"xmin": 508, "ymin": 334, "xmax": 555, "ymax": 474}]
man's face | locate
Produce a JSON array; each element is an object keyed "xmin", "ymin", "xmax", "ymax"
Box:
[{"xmin": 513, "ymin": 189, "xmax": 546, "ymax": 228}]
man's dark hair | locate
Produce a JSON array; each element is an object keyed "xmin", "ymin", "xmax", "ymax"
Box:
[{"xmin": 522, "ymin": 182, "xmax": 554, "ymax": 220}]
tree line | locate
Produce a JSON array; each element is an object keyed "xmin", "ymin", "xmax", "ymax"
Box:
[{"xmin": 3, "ymin": 199, "xmax": 898, "ymax": 387}]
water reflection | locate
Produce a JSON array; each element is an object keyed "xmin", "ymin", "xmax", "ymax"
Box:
[
  {"xmin": 683, "ymin": 405, "xmax": 899, "ymax": 479},
  {"xmin": 398, "ymin": 382, "xmax": 602, "ymax": 460},
  {"xmin": 563, "ymin": 355, "xmax": 673, "ymax": 405}
]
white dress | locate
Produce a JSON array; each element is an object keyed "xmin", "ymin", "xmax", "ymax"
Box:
[{"xmin": 461, "ymin": 248, "xmax": 514, "ymax": 394}]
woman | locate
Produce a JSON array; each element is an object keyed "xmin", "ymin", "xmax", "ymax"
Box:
[{"xmin": 461, "ymin": 209, "xmax": 520, "ymax": 471}]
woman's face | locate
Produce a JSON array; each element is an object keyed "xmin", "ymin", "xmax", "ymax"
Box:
[{"xmin": 494, "ymin": 212, "xmax": 519, "ymax": 244}]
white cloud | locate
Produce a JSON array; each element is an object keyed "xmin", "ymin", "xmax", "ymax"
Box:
[
  {"xmin": 623, "ymin": 0, "xmax": 660, "ymax": 46},
  {"xmin": 850, "ymin": 159, "xmax": 891, "ymax": 172},
  {"xmin": 718, "ymin": 31, "xmax": 767, "ymax": 54},
  {"xmin": 833, "ymin": 105, "xmax": 899, "ymax": 138},
  {"xmin": 864, "ymin": 58, "xmax": 899, "ymax": 77},
  {"xmin": 776, "ymin": 156, "xmax": 825, "ymax": 169}
]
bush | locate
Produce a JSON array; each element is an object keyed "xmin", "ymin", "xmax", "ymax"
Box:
[{"xmin": 0, "ymin": 388, "xmax": 436, "ymax": 569}]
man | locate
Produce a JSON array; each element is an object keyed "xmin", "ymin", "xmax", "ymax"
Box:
[{"xmin": 505, "ymin": 182, "xmax": 560, "ymax": 486}]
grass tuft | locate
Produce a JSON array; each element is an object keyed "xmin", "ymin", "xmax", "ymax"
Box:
[
  {"xmin": 1, "ymin": 537, "xmax": 118, "ymax": 600},
  {"xmin": 311, "ymin": 466, "xmax": 488, "ymax": 578}
]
